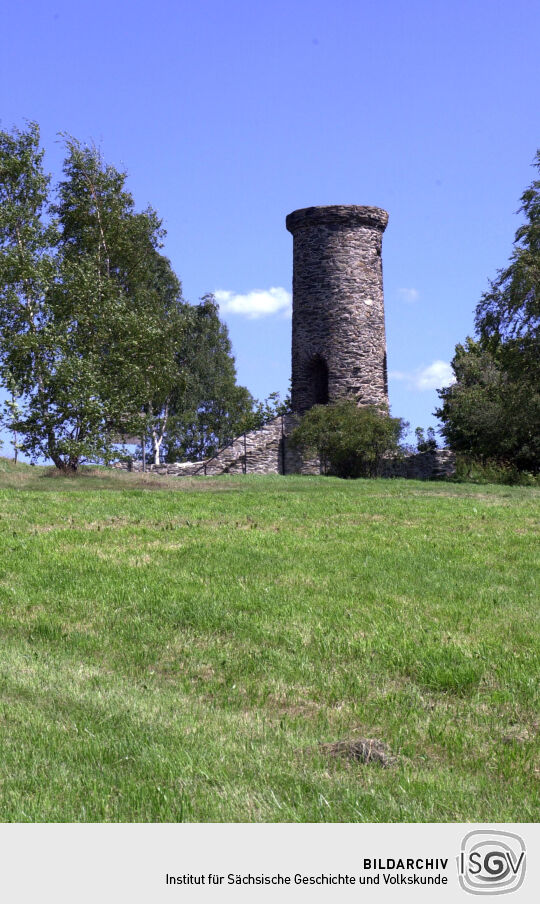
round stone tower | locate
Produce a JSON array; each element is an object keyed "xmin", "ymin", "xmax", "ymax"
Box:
[{"xmin": 286, "ymin": 205, "xmax": 389, "ymax": 415}]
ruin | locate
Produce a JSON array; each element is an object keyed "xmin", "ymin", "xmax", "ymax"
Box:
[{"xmin": 114, "ymin": 205, "xmax": 455, "ymax": 479}]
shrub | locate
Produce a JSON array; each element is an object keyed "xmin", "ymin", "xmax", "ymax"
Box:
[
  {"xmin": 455, "ymin": 455, "xmax": 540, "ymax": 486},
  {"xmin": 290, "ymin": 401, "xmax": 407, "ymax": 478}
]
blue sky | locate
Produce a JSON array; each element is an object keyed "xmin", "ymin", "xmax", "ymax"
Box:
[{"xmin": 1, "ymin": 0, "xmax": 539, "ymax": 458}]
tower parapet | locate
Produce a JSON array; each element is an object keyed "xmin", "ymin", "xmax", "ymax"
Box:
[{"xmin": 286, "ymin": 204, "xmax": 389, "ymax": 415}]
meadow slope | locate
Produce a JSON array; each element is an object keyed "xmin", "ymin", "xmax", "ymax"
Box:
[{"xmin": 0, "ymin": 460, "xmax": 538, "ymax": 822}]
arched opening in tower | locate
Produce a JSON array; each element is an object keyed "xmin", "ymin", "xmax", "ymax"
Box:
[{"xmin": 307, "ymin": 355, "xmax": 329, "ymax": 406}]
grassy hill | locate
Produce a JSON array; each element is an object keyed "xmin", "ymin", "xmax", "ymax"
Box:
[{"xmin": 0, "ymin": 460, "xmax": 538, "ymax": 821}]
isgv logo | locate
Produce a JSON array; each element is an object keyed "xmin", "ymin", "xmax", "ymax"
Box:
[{"xmin": 458, "ymin": 830, "xmax": 526, "ymax": 895}]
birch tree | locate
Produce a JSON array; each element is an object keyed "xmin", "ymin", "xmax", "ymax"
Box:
[{"xmin": 0, "ymin": 123, "xmax": 186, "ymax": 470}]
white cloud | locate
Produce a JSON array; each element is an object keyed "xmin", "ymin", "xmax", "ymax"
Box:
[
  {"xmin": 389, "ymin": 360, "xmax": 455, "ymax": 391},
  {"xmin": 397, "ymin": 287, "xmax": 419, "ymax": 303},
  {"xmin": 215, "ymin": 287, "xmax": 292, "ymax": 319}
]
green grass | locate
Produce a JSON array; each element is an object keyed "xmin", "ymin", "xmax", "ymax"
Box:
[{"xmin": 0, "ymin": 459, "xmax": 538, "ymax": 822}]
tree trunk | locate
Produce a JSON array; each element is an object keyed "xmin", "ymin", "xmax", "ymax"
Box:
[
  {"xmin": 152, "ymin": 430, "xmax": 164, "ymax": 465},
  {"xmin": 51, "ymin": 456, "xmax": 79, "ymax": 473},
  {"xmin": 151, "ymin": 402, "xmax": 169, "ymax": 466}
]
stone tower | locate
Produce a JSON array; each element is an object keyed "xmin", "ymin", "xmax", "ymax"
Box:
[{"xmin": 286, "ymin": 205, "xmax": 389, "ymax": 415}]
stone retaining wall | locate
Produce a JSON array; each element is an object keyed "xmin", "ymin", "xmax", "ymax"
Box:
[
  {"xmin": 379, "ymin": 449, "xmax": 456, "ymax": 480},
  {"xmin": 112, "ymin": 415, "xmax": 455, "ymax": 480}
]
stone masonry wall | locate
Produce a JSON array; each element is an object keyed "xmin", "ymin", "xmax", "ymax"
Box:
[
  {"xmin": 379, "ymin": 449, "xmax": 456, "ymax": 480},
  {"xmin": 112, "ymin": 415, "xmax": 455, "ymax": 480},
  {"xmin": 286, "ymin": 206, "xmax": 389, "ymax": 415},
  {"xmin": 112, "ymin": 416, "xmax": 319, "ymax": 477}
]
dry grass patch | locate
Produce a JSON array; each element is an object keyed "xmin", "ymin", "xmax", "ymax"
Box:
[{"xmin": 320, "ymin": 736, "xmax": 396, "ymax": 767}]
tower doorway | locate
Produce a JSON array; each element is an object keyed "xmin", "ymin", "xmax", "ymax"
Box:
[{"xmin": 307, "ymin": 355, "xmax": 329, "ymax": 407}]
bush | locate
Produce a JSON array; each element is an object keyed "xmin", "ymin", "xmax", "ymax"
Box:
[
  {"xmin": 290, "ymin": 401, "xmax": 407, "ymax": 478},
  {"xmin": 436, "ymin": 339, "xmax": 540, "ymax": 475},
  {"xmin": 455, "ymin": 455, "xmax": 540, "ymax": 486}
]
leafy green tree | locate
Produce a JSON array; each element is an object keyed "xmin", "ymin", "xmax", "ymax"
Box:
[
  {"xmin": 53, "ymin": 136, "xmax": 188, "ymax": 462},
  {"xmin": 158, "ymin": 296, "xmax": 291, "ymax": 465},
  {"xmin": 0, "ymin": 124, "xmax": 186, "ymax": 470},
  {"xmin": 436, "ymin": 338, "xmax": 539, "ymax": 471},
  {"xmin": 0, "ymin": 123, "xmax": 65, "ymax": 466},
  {"xmin": 290, "ymin": 400, "xmax": 407, "ymax": 478},
  {"xmin": 437, "ymin": 151, "xmax": 540, "ymax": 474},
  {"xmin": 475, "ymin": 150, "xmax": 540, "ymax": 350},
  {"xmin": 162, "ymin": 295, "xmax": 254, "ymax": 462}
]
